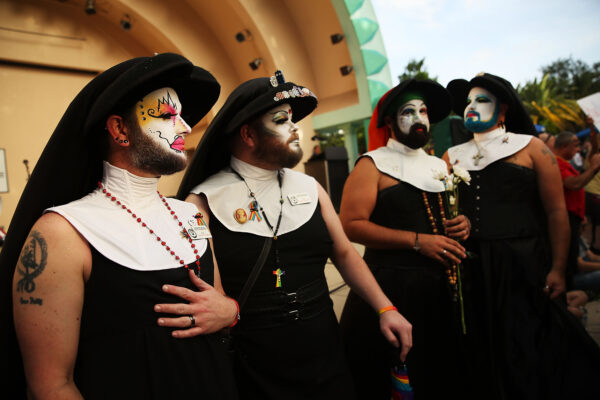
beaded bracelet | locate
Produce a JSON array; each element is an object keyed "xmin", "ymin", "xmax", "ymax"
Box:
[
  {"xmin": 378, "ymin": 305, "xmax": 398, "ymax": 315},
  {"xmin": 229, "ymin": 298, "xmax": 240, "ymax": 328}
]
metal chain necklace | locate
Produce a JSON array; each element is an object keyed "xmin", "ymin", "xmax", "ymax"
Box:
[{"xmin": 231, "ymin": 167, "xmax": 286, "ymax": 288}]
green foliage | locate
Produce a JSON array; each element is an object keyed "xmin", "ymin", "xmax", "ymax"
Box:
[
  {"xmin": 517, "ymin": 57, "xmax": 600, "ymax": 134},
  {"xmin": 542, "ymin": 57, "xmax": 600, "ymax": 99},
  {"xmin": 398, "ymin": 58, "xmax": 437, "ymax": 83}
]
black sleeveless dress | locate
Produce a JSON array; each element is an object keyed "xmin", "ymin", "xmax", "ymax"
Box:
[
  {"xmin": 462, "ymin": 162, "xmax": 600, "ymax": 400},
  {"xmin": 210, "ymin": 204, "xmax": 356, "ymax": 400},
  {"xmin": 339, "ymin": 181, "xmax": 468, "ymax": 400},
  {"xmin": 74, "ymin": 245, "xmax": 238, "ymax": 399}
]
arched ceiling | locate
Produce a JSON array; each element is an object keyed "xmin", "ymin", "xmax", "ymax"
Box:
[{"xmin": 0, "ymin": 0, "xmax": 358, "ymax": 118}]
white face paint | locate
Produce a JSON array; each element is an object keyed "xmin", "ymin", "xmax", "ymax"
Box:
[
  {"xmin": 396, "ymin": 99, "xmax": 430, "ymax": 135},
  {"xmin": 259, "ymin": 102, "xmax": 300, "ymax": 148},
  {"xmin": 464, "ymin": 87, "xmax": 499, "ymax": 132},
  {"xmin": 136, "ymin": 87, "xmax": 191, "ymax": 155}
]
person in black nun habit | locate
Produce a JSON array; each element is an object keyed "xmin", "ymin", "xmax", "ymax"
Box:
[
  {"xmin": 443, "ymin": 72, "xmax": 600, "ymax": 400},
  {"xmin": 166, "ymin": 71, "xmax": 413, "ymax": 400},
  {"xmin": 337, "ymin": 79, "xmax": 472, "ymax": 400},
  {"xmin": 1, "ymin": 53, "xmax": 239, "ymax": 399}
]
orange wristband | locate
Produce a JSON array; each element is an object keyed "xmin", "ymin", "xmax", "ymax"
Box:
[
  {"xmin": 228, "ymin": 298, "xmax": 240, "ymax": 328},
  {"xmin": 378, "ymin": 305, "xmax": 398, "ymax": 315}
]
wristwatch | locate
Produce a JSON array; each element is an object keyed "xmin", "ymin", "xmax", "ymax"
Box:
[{"xmin": 413, "ymin": 232, "xmax": 421, "ymax": 252}]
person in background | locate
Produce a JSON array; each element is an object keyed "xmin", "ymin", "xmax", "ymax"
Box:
[
  {"xmin": 552, "ymin": 130, "xmax": 600, "ymax": 288},
  {"xmin": 539, "ymin": 131, "xmax": 555, "ymax": 148},
  {"xmin": 582, "ymin": 117, "xmax": 600, "ymax": 253},
  {"xmin": 574, "ymin": 217, "xmax": 600, "ymax": 291}
]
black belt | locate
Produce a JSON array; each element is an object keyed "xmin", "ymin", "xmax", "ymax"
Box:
[{"xmin": 238, "ymin": 279, "xmax": 332, "ymax": 329}]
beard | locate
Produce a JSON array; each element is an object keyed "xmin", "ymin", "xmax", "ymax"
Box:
[
  {"xmin": 392, "ymin": 122, "xmax": 431, "ymax": 149},
  {"xmin": 464, "ymin": 114, "xmax": 499, "ymax": 133},
  {"xmin": 127, "ymin": 121, "xmax": 187, "ymax": 176},
  {"xmin": 464, "ymin": 103, "xmax": 500, "ymax": 133},
  {"xmin": 253, "ymin": 125, "xmax": 303, "ymax": 169}
]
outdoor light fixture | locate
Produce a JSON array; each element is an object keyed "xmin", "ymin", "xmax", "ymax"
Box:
[
  {"xmin": 120, "ymin": 14, "xmax": 131, "ymax": 31},
  {"xmin": 340, "ymin": 65, "xmax": 353, "ymax": 76},
  {"xmin": 330, "ymin": 33, "xmax": 345, "ymax": 44},
  {"xmin": 85, "ymin": 0, "xmax": 96, "ymax": 15},
  {"xmin": 235, "ymin": 29, "xmax": 252, "ymax": 43},
  {"xmin": 249, "ymin": 58, "xmax": 263, "ymax": 70}
]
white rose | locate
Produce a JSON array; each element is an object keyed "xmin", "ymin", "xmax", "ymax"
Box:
[
  {"xmin": 452, "ymin": 165, "xmax": 471, "ymax": 185},
  {"xmin": 449, "ymin": 194, "xmax": 456, "ymax": 205},
  {"xmin": 432, "ymin": 169, "xmax": 447, "ymax": 181}
]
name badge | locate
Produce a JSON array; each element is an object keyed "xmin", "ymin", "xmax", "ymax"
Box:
[
  {"xmin": 186, "ymin": 214, "xmax": 212, "ymax": 240},
  {"xmin": 287, "ymin": 193, "xmax": 311, "ymax": 206}
]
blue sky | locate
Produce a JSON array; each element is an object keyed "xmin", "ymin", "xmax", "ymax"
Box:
[{"xmin": 371, "ymin": 0, "xmax": 600, "ymax": 89}]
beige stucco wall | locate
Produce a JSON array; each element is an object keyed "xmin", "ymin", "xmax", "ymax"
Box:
[{"xmin": 0, "ymin": 0, "xmax": 358, "ymax": 231}]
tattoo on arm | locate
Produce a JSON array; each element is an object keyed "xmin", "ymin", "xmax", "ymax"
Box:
[
  {"xmin": 17, "ymin": 230, "xmax": 47, "ymax": 305},
  {"xmin": 541, "ymin": 147, "xmax": 557, "ymax": 165}
]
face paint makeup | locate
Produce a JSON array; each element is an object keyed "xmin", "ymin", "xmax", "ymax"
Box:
[
  {"xmin": 391, "ymin": 99, "xmax": 431, "ymax": 149},
  {"xmin": 127, "ymin": 87, "xmax": 190, "ymax": 176},
  {"xmin": 397, "ymin": 99, "xmax": 430, "ymax": 135},
  {"xmin": 464, "ymin": 87, "xmax": 500, "ymax": 133},
  {"xmin": 253, "ymin": 103, "xmax": 303, "ymax": 168},
  {"xmin": 136, "ymin": 87, "xmax": 191, "ymax": 154}
]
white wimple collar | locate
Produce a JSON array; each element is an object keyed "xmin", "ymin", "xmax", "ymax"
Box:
[
  {"xmin": 47, "ymin": 161, "xmax": 207, "ymax": 271},
  {"xmin": 448, "ymin": 126, "xmax": 533, "ymax": 171},
  {"xmin": 230, "ymin": 156, "xmax": 279, "ymax": 181},
  {"xmin": 191, "ymin": 157, "xmax": 318, "ymax": 237},
  {"xmin": 363, "ymin": 138, "xmax": 447, "ymax": 193}
]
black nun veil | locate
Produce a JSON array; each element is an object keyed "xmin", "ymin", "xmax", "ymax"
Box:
[
  {"xmin": 177, "ymin": 72, "xmax": 317, "ymax": 200},
  {"xmin": 0, "ymin": 53, "xmax": 220, "ymax": 396},
  {"xmin": 447, "ymin": 72, "xmax": 537, "ymax": 136}
]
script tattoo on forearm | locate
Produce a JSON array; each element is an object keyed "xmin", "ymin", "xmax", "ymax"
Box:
[
  {"xmin": 541, "ymin": 147, "xmax": 557, "ymax": 165},
  {"xmin": 17, "ymin": 230, "xmax": 47, "ymax": 305}
]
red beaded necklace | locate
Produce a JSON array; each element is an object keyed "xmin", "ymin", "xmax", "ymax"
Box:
[
  {"xmin": 98, "ymin": 182, "xmax": 201, "ymax": 270},
  {"xmin": 421, "ymin": 192, "xmax": 457, "ymax": 286}
]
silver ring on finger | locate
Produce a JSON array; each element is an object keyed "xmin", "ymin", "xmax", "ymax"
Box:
[
  {"xmin": 188, "ymin": 314, "xmax": 196, "ymax": 328},
  {"xmin": 442, "ymin": 249, "xmax": 447, "ymax": 256}
]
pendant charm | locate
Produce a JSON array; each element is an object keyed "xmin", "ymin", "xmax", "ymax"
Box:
[
  {"xmin": 248, "ymin": 200, "xmax": 262, "ymax": 222},
  {"xmin": 472, "ymin": 153, "xmax": 484, "ymax": 166},
  {"xmin": 273, "ymin": 268, "xmax": 285, "ymax": 288},
  {"xmin": 234, "ymin": 208, "xmax": 248, "ymax": 224}
]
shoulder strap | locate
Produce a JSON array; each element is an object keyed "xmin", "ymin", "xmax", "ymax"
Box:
[{"xmin": 237, "ymin": 237, "xmax": 273, "ymax": 310}]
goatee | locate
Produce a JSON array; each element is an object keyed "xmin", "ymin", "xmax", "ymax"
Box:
[
  {"xmin": 393, "ymin": 122, "xmax": 430, "ymax": 149},
  {"xmin": 127, "ymin": 122, "xmax": 187, "ymax": 176}
]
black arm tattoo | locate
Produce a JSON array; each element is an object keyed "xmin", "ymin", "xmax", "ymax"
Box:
[
  {"xmin": 16, "ymin": 231, "xmax": 47, "ymax": 301},
  {"xmin": 541, "ymin": 146, "xmax": 557, "ymax": 165}
]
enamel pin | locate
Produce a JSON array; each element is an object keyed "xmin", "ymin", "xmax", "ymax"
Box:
[
  {"xmin": 248, "ymin": 200, "xmax": 262, "ymax": 222},
  {"xmin": 185, "ymin": 212, "xmax": 212, "ymax": 240}
]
